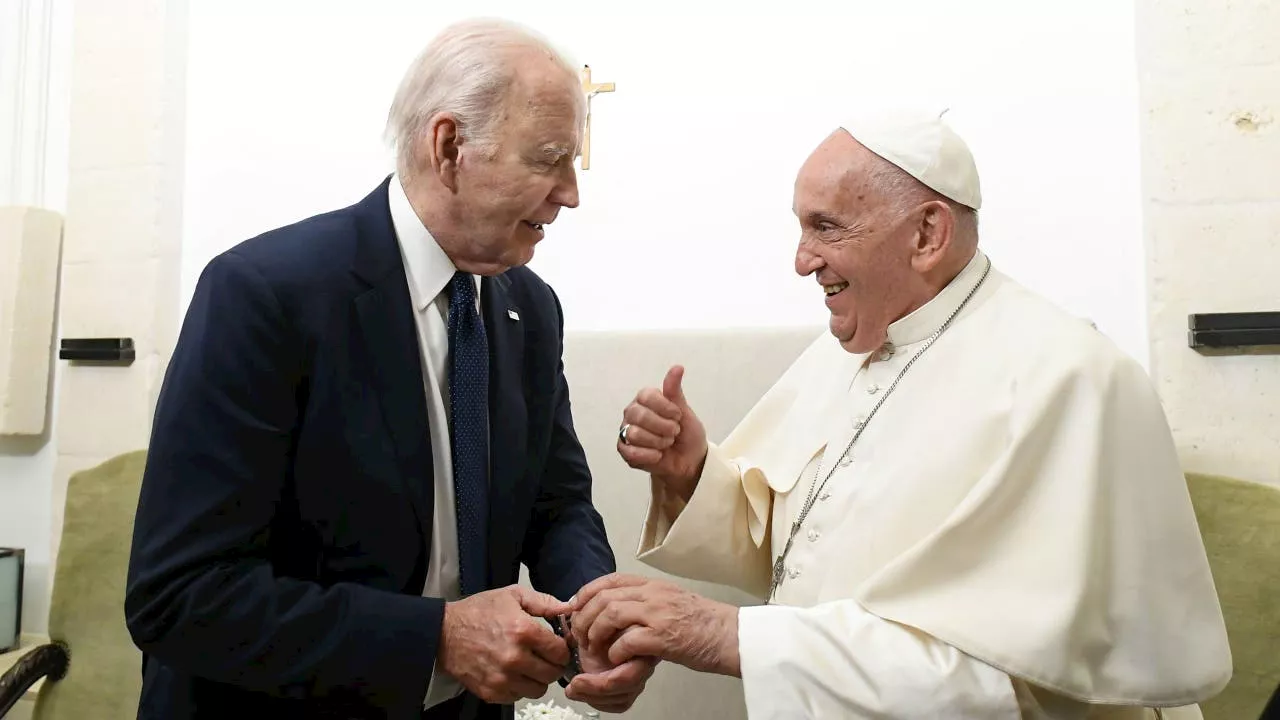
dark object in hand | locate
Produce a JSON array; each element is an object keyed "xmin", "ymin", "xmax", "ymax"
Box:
[{"xmin": 548, "ymin": 615, "xmax": 581, "ymax": 688}]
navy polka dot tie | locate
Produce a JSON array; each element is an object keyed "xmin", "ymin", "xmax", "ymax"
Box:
[{"xmin": 447, "ymin": 271, "xmax": 489, "ymax": 597}]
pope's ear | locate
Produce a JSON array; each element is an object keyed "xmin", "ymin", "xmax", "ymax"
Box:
[
  {"xmin": 910, "ymin": 201, "xmax": 955, "ymax": 272},
  {"xmin": 920, "ymin": 200, "xmax": 956, "ymax": 246}
]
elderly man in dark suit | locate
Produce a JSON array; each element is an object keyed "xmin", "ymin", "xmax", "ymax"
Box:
[{"xmin": 124, "ymin": 18, "xmax": 652, "ymax": 720}]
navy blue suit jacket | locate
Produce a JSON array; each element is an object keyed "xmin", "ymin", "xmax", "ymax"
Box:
[{"xmin": 124, "ymin": 177, "xmax": 616, "ymax": 719}]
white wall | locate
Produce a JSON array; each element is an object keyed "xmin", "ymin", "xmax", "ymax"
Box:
[
  {"xmin": 180, "ymin": 0, "xmax": 1149, "ymax": 367},
  {"xmin": 0, "ymin": 0, "xmax": 73, "ymax": 636}
]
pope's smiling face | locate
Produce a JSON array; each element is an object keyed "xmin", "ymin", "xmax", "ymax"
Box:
[{"xmin": 792, "ymin": 130, "xmax": 964, "ymax": 354}]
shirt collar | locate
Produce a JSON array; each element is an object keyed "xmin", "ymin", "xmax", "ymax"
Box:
[
  {"xmin": 387, "ymin": 173, "xmax": 480, "ymax": 311},
  {"xmin": 884, "ymin": 247, "xmax": 988, "ymax": 349}
]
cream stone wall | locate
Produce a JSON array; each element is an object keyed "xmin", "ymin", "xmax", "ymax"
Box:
[
  {"xmin": 49, "ymin": 0, "xmax": 188, "ymax": 570},
  {"xmin": 1136, "ymin": 0, "xmax": 1280, "ymax": 486}
]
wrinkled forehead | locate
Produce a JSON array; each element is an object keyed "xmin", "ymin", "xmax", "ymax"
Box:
[
  {"xmin": 502, "ymin": 57, "xmax": 584, "ymax": 153},
  {"xmin": 793, "ymin": 132, "xmax": 876, "ymax": 216}
]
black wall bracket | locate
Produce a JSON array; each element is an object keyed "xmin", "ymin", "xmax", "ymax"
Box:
[
  {"xmin": 58, "ymin": 338, "xmax": 135, "ymax": 365},
  {"xmin": 1188, "ymin": 312, "xmax": 1280, "ymax": 353}
]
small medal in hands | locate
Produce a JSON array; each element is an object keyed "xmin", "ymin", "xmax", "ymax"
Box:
[{"xmin": 549, "ymin": 614, "xmax": 582, "ymax": 687}]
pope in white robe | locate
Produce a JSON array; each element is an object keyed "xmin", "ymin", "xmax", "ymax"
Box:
[{"xmin": 563, "ymin": 110, "xmax": 1233, "ymax": 719}]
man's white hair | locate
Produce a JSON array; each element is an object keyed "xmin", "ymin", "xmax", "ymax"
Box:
[{"xmin": 385, "ymin": 18, "xmax": 581, "ymax": 173}]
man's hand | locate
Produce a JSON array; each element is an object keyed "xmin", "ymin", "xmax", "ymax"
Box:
[
  {"xmin": 569, "ymin": 574, "xmax": 740, "ymax": 677},
  {"xmin": 618, "ymin": 365, "xmax": 708, "ymax": 502},
  {"xmin": 439, "ymin": 586, "xmax": 574, "ymax": 704},
  {"xmin": 563, "ymin": 642, "xmax": 657, "ymax": 714}
]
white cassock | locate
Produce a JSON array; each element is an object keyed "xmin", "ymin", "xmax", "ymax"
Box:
[{"xmin": 636, "ymin": 249, "xmax": 1232, "ymax": 719}]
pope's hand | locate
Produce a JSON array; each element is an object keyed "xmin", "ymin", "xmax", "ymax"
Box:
[
  {"xmin": 438, "ymin": 586, "xmax": 574, "ymax": 705},
  {"xmin": 569, "ymin": 574, "xmax": 740, "ymax": 677},
  {"xmin": 617, "ymin": 365, "xmax": 707, "ymax": 502},
  {"xmin": 563, "ymin": 641, "xmax": 658, "ymax": 714}
]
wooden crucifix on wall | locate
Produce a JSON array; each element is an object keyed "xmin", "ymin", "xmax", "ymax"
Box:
[{"xmin": 579, "ymin": 65, "xmax": 614, "ymax": 170}]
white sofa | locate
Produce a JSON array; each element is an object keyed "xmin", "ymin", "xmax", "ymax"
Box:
[{"xmin": 522, "ymin": 326, "xmax": 823, "ymax": 719}]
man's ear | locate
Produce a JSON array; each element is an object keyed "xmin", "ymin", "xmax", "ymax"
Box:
[
  {"xmin": 425, "ymin": 112, "xmax": 462, "ymax": 191},
  {"xmin": 912, "ymin": 200, "xmax": 954, "ymax": 271}
]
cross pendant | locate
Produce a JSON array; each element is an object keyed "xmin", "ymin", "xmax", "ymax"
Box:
[
  {"xmin": 768, "ymin": 530, "xmax": 797, "ymax": 599},
  {"xmin": 768, "ymin": 557, "xmax": 786, "ymax": 601}
]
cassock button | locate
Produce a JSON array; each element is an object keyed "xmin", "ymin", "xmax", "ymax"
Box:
[
  {"xmin": 866, "ymin": 383, "xmax": 880, "ymax": 395},
  {"xmin": 787, "ymin": 567, "xmax": 801, "ymax": 580},
  {"xmin": 819, "ymin": 491, "xmax": 831, "ymax": 501},
  {"xmin": 879, "ymin": 343, "xmax": 895, "ymax": 361},
  {"xmin": 807, "ymin": 528, "xmax": 820, "ymax": 542},
  {"xmin": 853, "ymin": 417, "xmax": 866, "ymax": 430}
]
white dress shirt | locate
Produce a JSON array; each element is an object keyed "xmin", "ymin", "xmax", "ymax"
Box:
[{"xmin": 387, "ymin": 173, "xmax": 482, "ymax": 709}]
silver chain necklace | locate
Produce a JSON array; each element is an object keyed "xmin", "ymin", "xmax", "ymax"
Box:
[{"xmin": 767, "ymin": 258, "xmax": 992, "ymax": 602}]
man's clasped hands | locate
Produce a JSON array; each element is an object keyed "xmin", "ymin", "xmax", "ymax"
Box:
[{"xmin": 439, "ymin": 573, "xmax": 740, "ymax": 714}]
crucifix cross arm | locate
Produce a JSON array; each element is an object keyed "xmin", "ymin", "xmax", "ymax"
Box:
[
  {"xmin": 581, "ymin": 64, "xmax": 615, "ymax": 96},
  {"xmin": 579, "ymin": 65, "xmax": 615, "ymax": 169}
]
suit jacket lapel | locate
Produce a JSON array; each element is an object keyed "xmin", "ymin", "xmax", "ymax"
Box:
[
  {"xmin": 482, "ymin": 274, "xmax": 526, "ymax": 572},
  {"xmin": 351, "ymin": 178, "xmax": 434, "ymax": 554}
]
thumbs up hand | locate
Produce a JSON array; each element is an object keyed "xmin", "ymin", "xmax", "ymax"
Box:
[{"xmin": 617, "ymin": 365, "xmax": 708, "ymax": 502}]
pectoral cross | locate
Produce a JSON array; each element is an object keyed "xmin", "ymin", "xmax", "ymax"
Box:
[
  {"xmin": 579, "ymin": 65, "xmax": 614, "ymax": 170},
  {"xmin": 770, "ymin": 557, "xmax": 787, "ymax": 597},
  {"xmin": 767, "ymin": 523, "xmax": 801, "ymax": 602}
]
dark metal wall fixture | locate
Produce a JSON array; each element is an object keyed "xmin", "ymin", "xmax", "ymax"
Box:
[
  {"xmin": 58, "ymin": 338, "xmax": 135, "ymax": 365},
  {"xmin": 1187, "ymin": 312, "xmax": 1280, "ymax": 352}
]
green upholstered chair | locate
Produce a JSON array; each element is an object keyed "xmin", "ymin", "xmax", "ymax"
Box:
[
  {"xmin": 1186, "ymin": 472, "xmax": 1280, "ymax": 720},
  {"xmin": 0, "ymin": 451, "xmax": 146, "ymax": 719}
]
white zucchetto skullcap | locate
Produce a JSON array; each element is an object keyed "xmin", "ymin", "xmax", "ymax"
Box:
[{"xmin": 839, "ymin": 108, "xmax": 982, "ymax": 210}]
